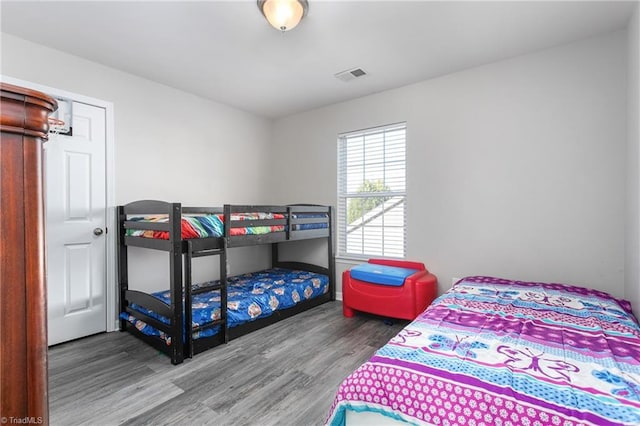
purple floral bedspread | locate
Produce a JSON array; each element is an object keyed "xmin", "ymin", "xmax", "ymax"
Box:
[{"xmin": 326, "ymin": 276, "xmax": 640, "ymax": 425}]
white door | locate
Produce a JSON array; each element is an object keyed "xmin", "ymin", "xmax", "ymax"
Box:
[{"xmin": 45, "ymin": 101, "xmax": 107, "ymax": 345}]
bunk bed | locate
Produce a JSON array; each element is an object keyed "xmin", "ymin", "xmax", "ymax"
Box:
[{"xmin": 117, "ymin": 200, "xmax": 335, "ymax": 364}]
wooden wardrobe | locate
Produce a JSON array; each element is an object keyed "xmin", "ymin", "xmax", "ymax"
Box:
[{"xmin": 0, "ymin": 83, "xmax": 57, "ymax": 424}]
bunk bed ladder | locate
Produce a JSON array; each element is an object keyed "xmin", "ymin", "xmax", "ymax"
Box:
[
  {"xmin": 185, "ymin": 238, "xmax": 229, "ymax": 358},
  {"xmin": 185, "ymin": 241, "xmax": 194, "ymax": 359},
  {"xmin": 220, "ymin": 238, "xmax": 229, "ymax": 344}
]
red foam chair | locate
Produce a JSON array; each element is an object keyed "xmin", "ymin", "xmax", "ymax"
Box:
[{"xmin": 342, "ymin": 259, "xmax": 438, "ymax": 320}]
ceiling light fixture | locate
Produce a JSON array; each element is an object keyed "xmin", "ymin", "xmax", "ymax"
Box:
[{"xmin": 258, "ymin": 0, "xmax": 308, "ymax": 32}]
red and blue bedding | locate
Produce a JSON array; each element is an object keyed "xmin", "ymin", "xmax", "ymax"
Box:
[
  {"xmin": 125, "ymin": 212, "xmax": 285, "ymax": 240},
  {"xmin": 124, "ymin": 212, "xmax": 329, "ymax": 240},
  {"xmin": 120, "ymin": 268, "xmax": 329, "ymax": 345},
  {"xmin": 326, "ymin": 276, "xmax": 640, "ymax": 426}
]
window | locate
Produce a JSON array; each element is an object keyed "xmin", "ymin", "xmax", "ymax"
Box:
[{"xmin": 337, "ymin": 122, "xmax": 406, "ymax": 259}]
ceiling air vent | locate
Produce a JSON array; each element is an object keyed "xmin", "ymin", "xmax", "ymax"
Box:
[{"xmin": 334, "ymin": 67, "xmax": 367, "ymax": 82}]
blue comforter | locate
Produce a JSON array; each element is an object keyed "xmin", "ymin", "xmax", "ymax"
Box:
[{"xmin": 120, "ymin": 268, "xmax": 329, "ymax": 345}]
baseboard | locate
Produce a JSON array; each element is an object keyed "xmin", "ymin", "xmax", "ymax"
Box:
[{"xmin": 336, "ymin": 291, "xmax": 343, "ymax": 301}]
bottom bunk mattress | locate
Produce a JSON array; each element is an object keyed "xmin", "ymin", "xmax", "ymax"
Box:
[
  {"xmin": 326, "ymin": 276, "xmax": 640, "ymax": 426},
  {"xmin": 120, "ymin": 267, "xmax": 329, "ymax": 345}
]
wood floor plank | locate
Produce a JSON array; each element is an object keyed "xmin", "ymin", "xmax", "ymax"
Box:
[
  {"xmin": 119, "ymin": 392, "xmax": 224, "ymax": 426},
  {"xmin": 49, "ymin": 352, "xmax": 155, "ymax": 407},
  {"xmin": 51, "ymin": 378, "xmax": 184, "ymax": 425},
  {"xmin": 48, "ymin": 301, "xmax": 406, "ymax": 425},
  {"xmin": 122, "ymin": 402, "xmax": 221, "ymax": 426}
]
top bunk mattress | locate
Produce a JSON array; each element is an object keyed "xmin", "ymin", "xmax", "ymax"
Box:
[
  {"xmin": 124, "ymin": 212, "xmax": 330, "ymax": 240},
  {"xmin": 326, "ymin": 276, "xmax": 640, "ymax": 426},
  {"xmin": 125, "ymin": 212, "xmax": 286, "ymax": 240}
]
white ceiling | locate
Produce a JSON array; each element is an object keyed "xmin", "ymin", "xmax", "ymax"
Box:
[{"xmin": 1, "ymin": 1, "xmax": 637, "ymax": 119}]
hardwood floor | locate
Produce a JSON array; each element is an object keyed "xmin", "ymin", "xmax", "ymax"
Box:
[{"xmin": 48, "ymin": 302, "xmax": 407, "ymax": 426}]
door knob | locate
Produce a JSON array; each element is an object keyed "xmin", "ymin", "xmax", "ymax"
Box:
[{"xmin": 93, "ymin": 228, "xmax": 104, "ymax": 236}]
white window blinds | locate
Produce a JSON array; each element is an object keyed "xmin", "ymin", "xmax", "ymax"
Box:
[{"xmin": 337, "ymin": 122, "xmax": 406, "ymax": 259}]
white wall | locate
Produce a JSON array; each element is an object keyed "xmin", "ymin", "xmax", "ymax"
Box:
[
  {"xmin": 626, "ymin": 4, "xmax": 640, "ymax": 315},
  {"xmin": 271, "ymin": 31, "xmax": 628, "ymax": 298},
  {"xmin": 1, "ymin": 33, "xmax": 273, "ymax": 291},
  {"xmin": 1, "ymin": 28, "xmax": 632, "ymax": 304}
]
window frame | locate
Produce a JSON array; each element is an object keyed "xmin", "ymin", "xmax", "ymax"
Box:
[{"xmin": 337, "ymin": 122, "xmax": 407, "ymax": 260}]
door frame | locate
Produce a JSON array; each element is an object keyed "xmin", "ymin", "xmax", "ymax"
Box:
[{"xmin": 1, "ymin": 75, "xmax": 118, "ymax": 333}]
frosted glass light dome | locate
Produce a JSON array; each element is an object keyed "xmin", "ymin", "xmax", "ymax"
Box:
[{"xmin": 258, "ymin": 0, "xmax": 309, "ymax": 32}]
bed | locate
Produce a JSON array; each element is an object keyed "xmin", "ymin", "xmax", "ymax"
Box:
[
  {"xmin": 118, "ymin": 200, "xmax": 335, "ymax": 364},
  {"xmin": 326, "ymin": 276, "xmax": 640, "ymax": 426},
  {"xmin": 120, "ymin": 267, "xmax": 330, "ymax": 343}
]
